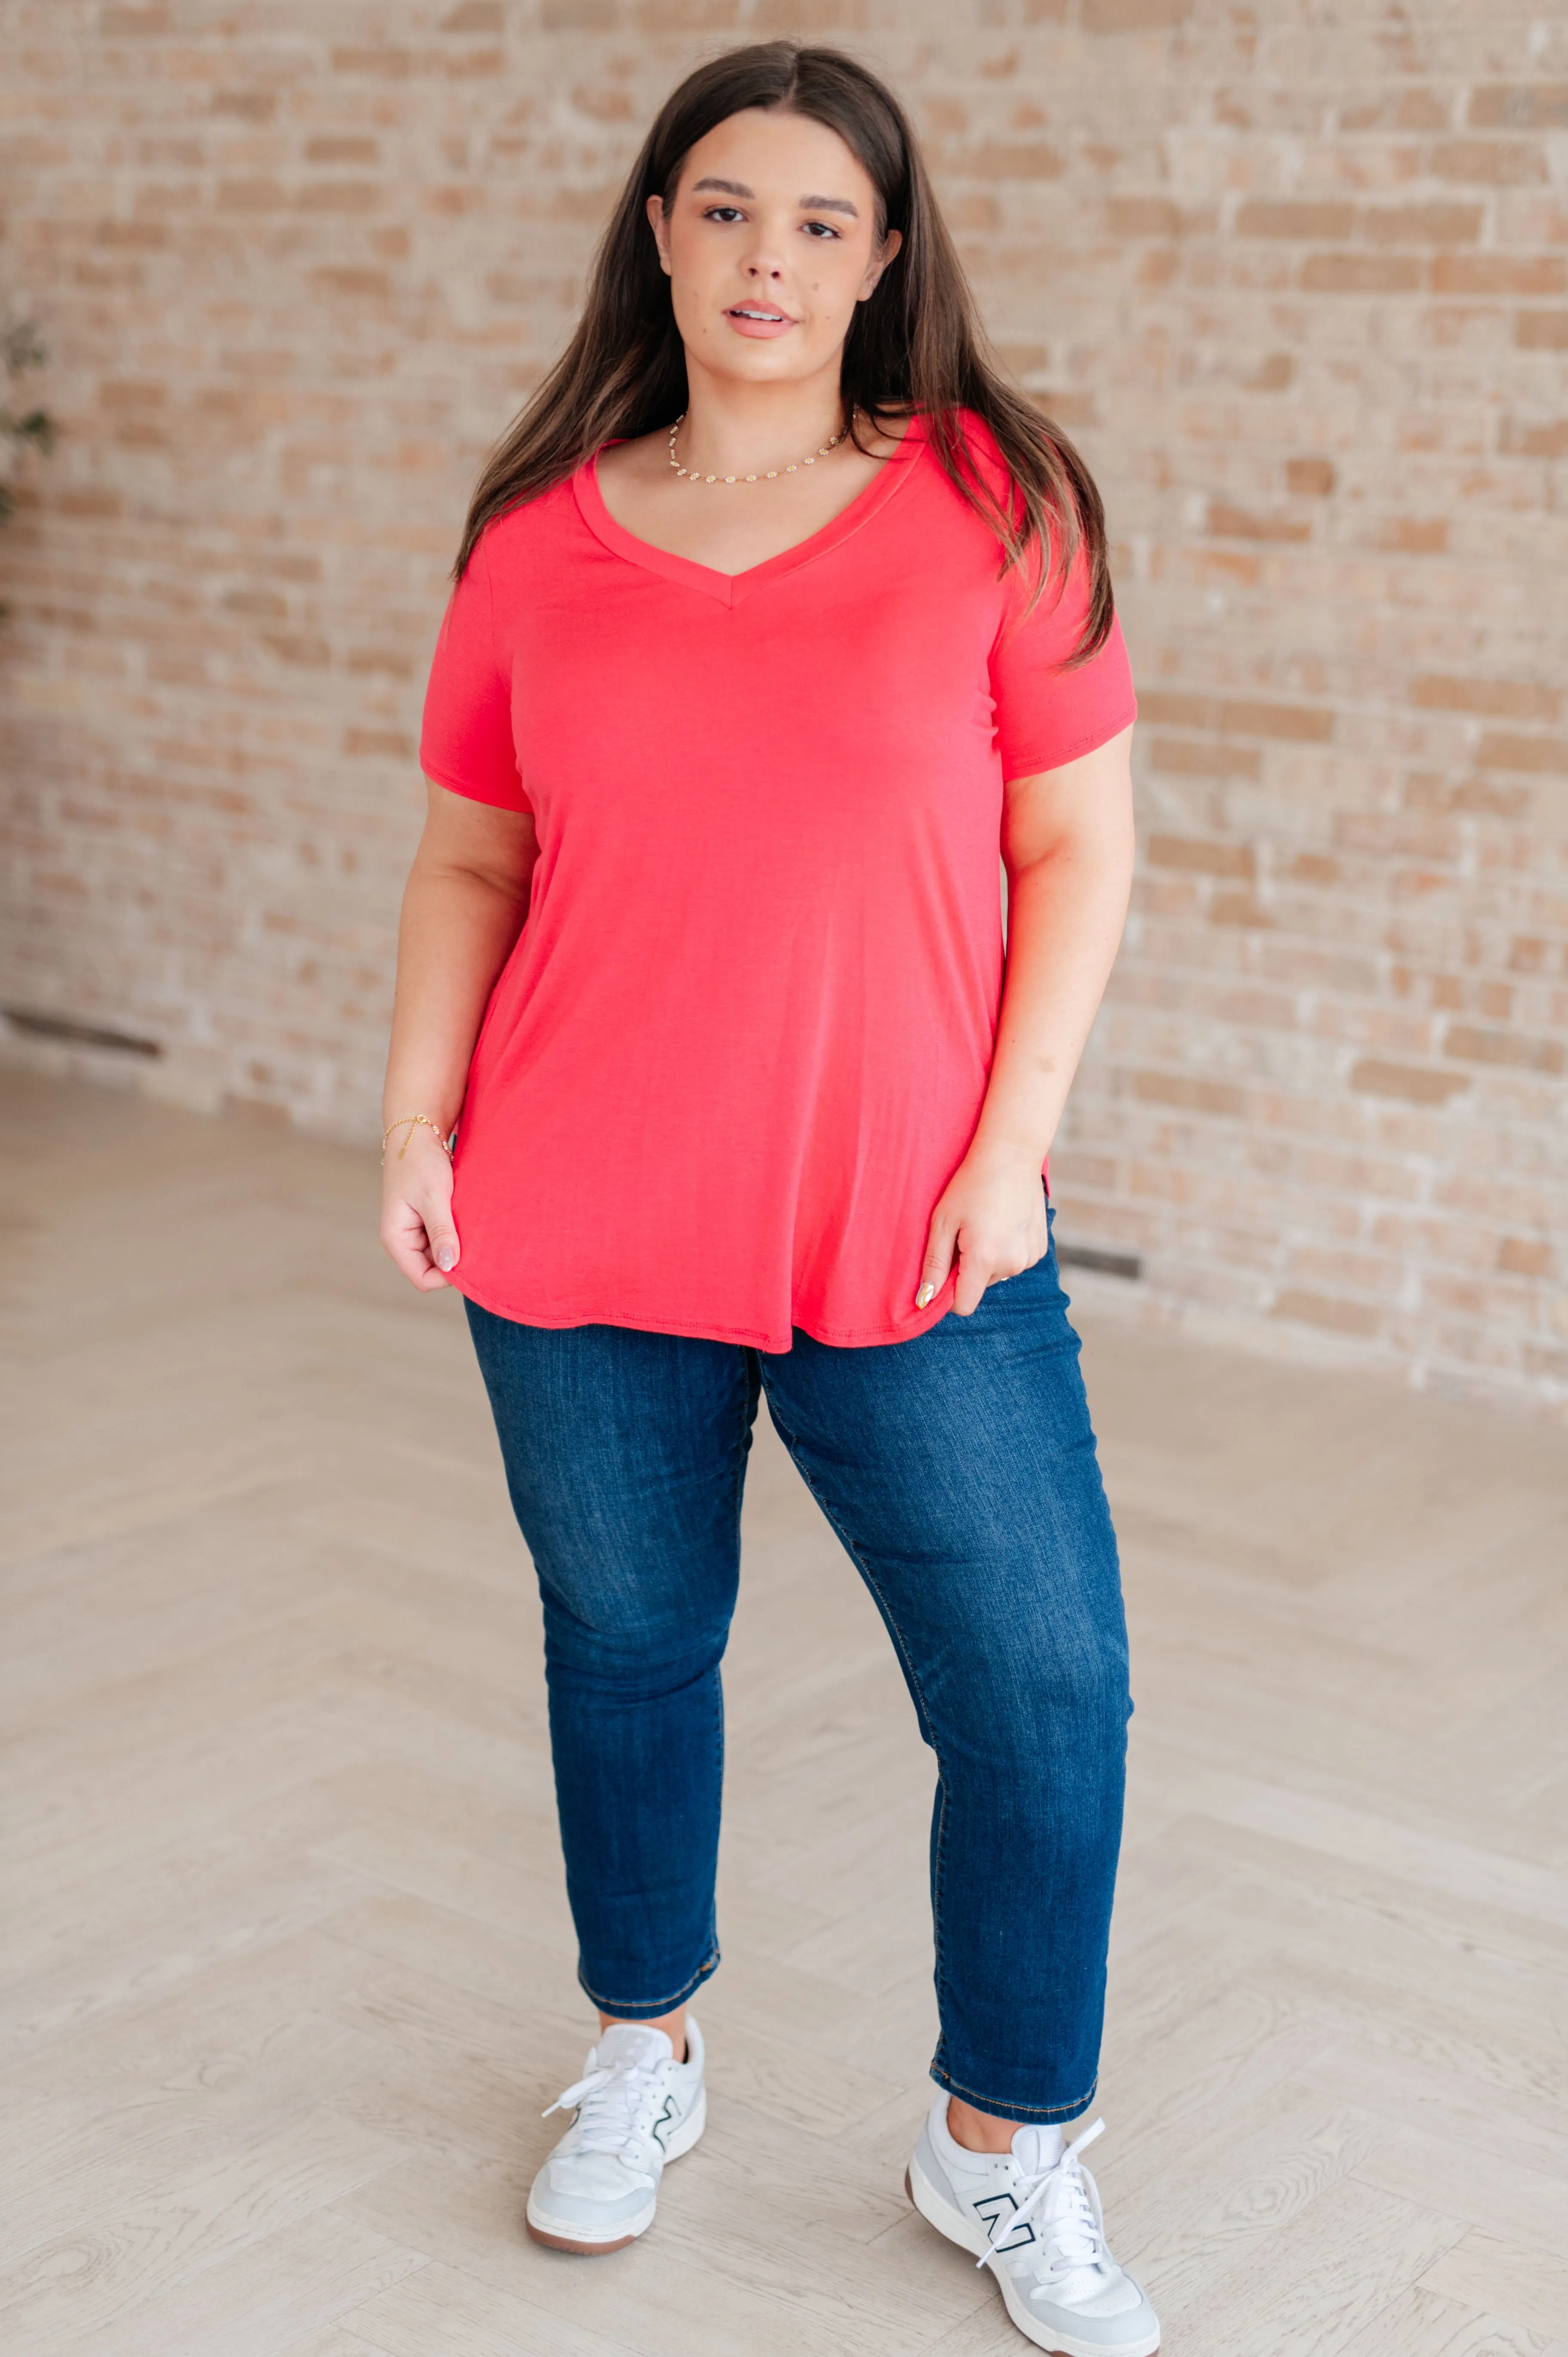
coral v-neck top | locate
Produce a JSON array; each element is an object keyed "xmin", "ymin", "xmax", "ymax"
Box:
[{"xmin": 418, "ymin": 408, "xmax": 1135, "ymax": 1351}]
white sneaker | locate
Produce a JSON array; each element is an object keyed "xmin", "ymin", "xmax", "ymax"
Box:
[
  {"xmin": 525, "ymin": 2017, "xmax": 706, "ymax": 2253},
  {"xmin": 907, "ymin": 2096, "xmax": 1160, "ymax": 2354}
]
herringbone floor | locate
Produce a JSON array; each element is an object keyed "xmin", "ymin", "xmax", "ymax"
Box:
[{"xmin": 3, "ymin": 1069, "xmax": 1566, "ymax": 2355}]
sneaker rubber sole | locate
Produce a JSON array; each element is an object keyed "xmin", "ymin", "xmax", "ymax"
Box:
[
  {"xmin": 905, "ymin": 2153, "xmax": 1160, "ymax": 2357},
  {"xmin": 525, "ymin": 2088, "xmax": 708, "ymax": 2254}
]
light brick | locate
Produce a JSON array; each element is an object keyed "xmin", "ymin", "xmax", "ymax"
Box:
[
  {"xmin": 1431, "ymin": 140, "xmax": 1545, "ymax": 185},
  {"xmin": 1476, "ymin": 732, "xmax": 1568, "ymax": 772},
  {"xmin": 1350, "ymin": 1062, "xmax": 1473, "ymax": 1106},
  {"xmin": 1210, "ymin": 890, "xmax": 1270, "ymax": 929},
  {"xmin": 1432, "ymin": 254, "xmax": 1567, "ymax": 296},
  {"xmin": 1378, "ymin": 517, "xmax": 1448, "ymax": 553},
  {"xmin": 1270, "ymin": 1290, "xmax": 1382, "ymax": 1337},
  {"xmin": 1516, "ymin": 311, "xmax": 1568, "ymax": 350},
  {"xmin": 1137, "ymin": 693, "xmax": 1331, "ymax": 740},
  {"xmin": 1498, "ymin": 419, "xmax": 1568, "ymax": 460},
  {"xmin": 1224, "ymin": 699, "xmax": 1332, "ymax": 741},
  {"xmin": 1206, "ymin": 502, "xmax": 1311, "ymax": 542},
  {"xmin": 1467, "ymin": 86, "xmax": 1568, "ymax": 132},
  {"xmin": 967, "ymin": 141, "xmax": 1063, "ymax": 178},
  {"xmin": 1105, "ymin": 197, "xmax": 1184, "ymax": 236},
  {"xmin": 1, "ymin": 0, "xmax": 1562, "ymax": 1419},
  {"xmin": 1134, "ymin": 1071, "xmax": 1246, "ymax": 1117},
  {"xmin": 1301, "ymin": 253, "xmax": 1423, "ymax": 295},
  {"xmin": 1081, "ymin": 0, "xmax": 1192, "ymax": 30},
  {"xmin": 1363, "ymin": 203, "xmax": 1484, "ymax": 244},
  {"xmin": 1444, "ymin": 1024, "xmax": 1566, "ymax": 1077},
  {"xmin": 1237, "ymin": 200, "xmax": 1356, "ymax": 240},
  {"xmin": 1145, "ymin": 835, "xmax": 1256, "ymax": 878},
  {"xmin": 1149, "ymin": 739, "xmax": 1264, "ymax": 780},
  {"xmin": 1411, "ymin": 676, "xmax": 1560, "ymax": 721}
]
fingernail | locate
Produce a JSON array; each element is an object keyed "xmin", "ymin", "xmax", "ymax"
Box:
[
  {"xmin": 915, "ymin": 1281, "xmax": 935, "ymax": 1308},
  {"xmin": 436, "ymin": 1247, "xmax": 457, "ymax": 1272}
]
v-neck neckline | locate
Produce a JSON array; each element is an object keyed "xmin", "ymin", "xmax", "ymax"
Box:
[{"xmin": 573, "ymin": 411, "xmax": 929, "ymax": 608}]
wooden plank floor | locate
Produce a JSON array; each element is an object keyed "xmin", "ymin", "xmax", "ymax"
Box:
[{"xmin": 3, "ymin": 1069, "xmax": 1565, "ymax": 2357}]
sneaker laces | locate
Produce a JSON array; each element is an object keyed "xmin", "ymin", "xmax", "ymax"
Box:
[
  {"xmin": 542, "ymin": 2053, "xmax": 663, "ymax": 2159},
  {"xmin": 976, "ymin": 2117, "xmax": 1110, "ymax": 2285}
]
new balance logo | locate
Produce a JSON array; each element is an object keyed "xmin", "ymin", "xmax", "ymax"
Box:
[{"xmin": 973, "ymin": 2191, "xmax": 1036, "ymax": 2249}]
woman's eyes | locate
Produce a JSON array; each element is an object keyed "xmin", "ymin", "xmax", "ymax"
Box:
[{"xmin": 700, "ymin": 206, "xmax": 840, "ymax": 239}]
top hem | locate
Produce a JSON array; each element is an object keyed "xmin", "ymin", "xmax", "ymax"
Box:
[
  {"xmin": 450, "ymin": 1269, "xmax": 954, "ymax": 1354},
  {"xmin": 999, "ymin": 699, "xmax": 1138, "ymax": 784},
  {"xmin": 420, "ymin": 753, "xmax": 531, "ymax": 813}
]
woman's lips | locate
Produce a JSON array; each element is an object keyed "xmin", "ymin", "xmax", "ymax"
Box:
[{"xmin": 724, "ymin": 306, "xmax": 796, "ymax": 339}]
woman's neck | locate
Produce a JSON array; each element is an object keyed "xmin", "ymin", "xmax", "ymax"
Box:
[{"xmin": 673, "ymin": 368, "xmax": 851, "ymax": 482}]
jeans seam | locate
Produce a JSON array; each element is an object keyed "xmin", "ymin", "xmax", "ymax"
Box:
[
  {"xmin": 931, "ymin": 1767, "xmax": 951, "ymax": 2035},
  {"xmin": 758, "ymin": 1391, "xmax": 952, "ymax": 2020},
  {"xmin": 556, "ymin": 1349, "xmax": 754, "ymax": 2030},
  {"xmin": 760, "ymin": 1412, "xmax": 942, "ymax": 1747},
  {"xmin": 703, "ymin": 1348, "xmax": 752, "ymax": 1976}
]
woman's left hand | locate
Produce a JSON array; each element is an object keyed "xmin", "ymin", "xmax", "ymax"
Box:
[{"xmin": 915, "ymin": 1145, "xmax": 1050, "ymax": 1317}]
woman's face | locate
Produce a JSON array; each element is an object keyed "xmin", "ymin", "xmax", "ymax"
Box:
[{"xmin": 648, "ymin": 108, "xmax": 902, "ymax": 390}]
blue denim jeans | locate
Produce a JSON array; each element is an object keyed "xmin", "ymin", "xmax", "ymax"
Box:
[{"xmin": 464, "ymin": 1216, "xmax": 1131, "ymax": 2123}]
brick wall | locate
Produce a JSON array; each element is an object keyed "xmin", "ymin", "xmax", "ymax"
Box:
[{"xmin": 2, "ymin": 0, "xmax": 1564, "ymax": 1412}]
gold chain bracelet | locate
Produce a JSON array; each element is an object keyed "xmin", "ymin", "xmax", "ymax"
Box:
[{"xmin": 381, "ymin": 1113, "xmax": 453, "ymax": 1166}]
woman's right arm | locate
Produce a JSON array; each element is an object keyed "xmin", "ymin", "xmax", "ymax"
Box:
[{"xmin": 380, "ymin": 780, "xmax": 539, "ymax": 1291}]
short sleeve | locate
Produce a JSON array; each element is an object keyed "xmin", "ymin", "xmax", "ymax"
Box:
[
  {"xmin": 988, "ymin": 534, "xmax": 1137, "ymax": 783},
  {"xmin": 418, "ymin": 534, "xmax": 530, "ymax": 811}
]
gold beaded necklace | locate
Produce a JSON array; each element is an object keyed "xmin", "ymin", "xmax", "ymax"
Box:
[{"xmin": 667, "ymin": 407, "xmax": 856, "ymax": 485}]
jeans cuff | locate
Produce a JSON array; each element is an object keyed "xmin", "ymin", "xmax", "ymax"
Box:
[
  {"xmin": 928, "ymin": 2060, "xmax": 1098, "ymax": 2124},
  {"xmin": 576, "ymin": 1947, "xmax": 720, "ymax": 2018}
]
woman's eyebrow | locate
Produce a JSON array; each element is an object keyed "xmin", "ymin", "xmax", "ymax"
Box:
[{"xmin": 689, "ymin": 175, "xmax": 860, "ymax": 219}]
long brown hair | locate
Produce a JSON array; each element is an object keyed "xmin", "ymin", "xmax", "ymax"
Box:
[{"xmin": 455, "ymin": 41, "xmax": 1112, "ymax": 662}]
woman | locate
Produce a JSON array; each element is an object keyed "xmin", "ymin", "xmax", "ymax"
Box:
[{"xmin": 381, "ymin": 40, "xmax": 1157, "ymax": 2357}]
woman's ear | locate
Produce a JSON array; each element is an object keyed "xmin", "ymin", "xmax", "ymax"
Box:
[
  {"xmin": 646, "ymin": 193, "xmax": 672, "ymax": 277},
  {"xmin": 859, "ymin": 226, "xmax": 902, "ymax": 302}
]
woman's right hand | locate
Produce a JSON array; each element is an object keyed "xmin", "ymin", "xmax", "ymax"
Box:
[{"xmin": 380, "ymin": 1123, "xmax": 461, "ymax": 1290}]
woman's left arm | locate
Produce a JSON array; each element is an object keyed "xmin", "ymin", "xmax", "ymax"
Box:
[{"xmin": 916, "ymin": 724, "xmax": 1135, "ymax": 1315}]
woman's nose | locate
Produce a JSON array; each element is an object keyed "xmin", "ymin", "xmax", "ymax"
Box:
[{"xmin": 740, "ymin": 236, "xmax": 786, "ymax": 281}]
